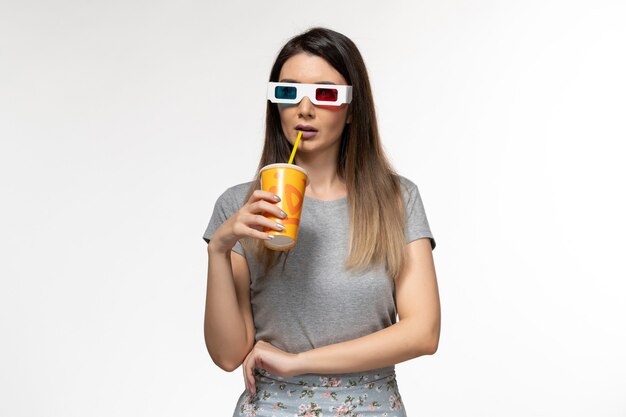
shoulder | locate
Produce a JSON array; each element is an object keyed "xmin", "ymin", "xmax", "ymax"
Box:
[
  {"xmin": 395, "ymin": 174, "xmax": 420, "ymax": 199},
  {"xmin": 395, "ymin": 174, "xmax": 436, "ymax": 248},
  {"xmin": 396, "ymin": 174, "xmax": 418, "ymax": 190},
  {"xmin": 395, "ymin": 174, "xmax": 430, "ymax": 213},
  {"xmin": 223, "ymin": 181, "xmax": 255, "ymax": 199},
  {"xmin": 215, "ymin": 180, "xmax": 256, "ymax": 208}
]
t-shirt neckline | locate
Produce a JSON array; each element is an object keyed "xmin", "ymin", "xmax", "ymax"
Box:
[{"xmin": 303, "ymin": 194, "xmax": 348, "ymax": 206}]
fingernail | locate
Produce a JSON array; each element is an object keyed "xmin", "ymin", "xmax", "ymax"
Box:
[
  {"xmin": 274, "ymin": 195, "xmax": 281, "ymax": 202},
  {"xmin": 280, "ymin": 210, "xmax": 287, "ymax": 218},
  {"xmin": 276, "ymin": 223, "xmax": 285, "ymax": 230},
  {"xmin": 267, "ymin": 234, "xmax": 274, "ymax": 239}
]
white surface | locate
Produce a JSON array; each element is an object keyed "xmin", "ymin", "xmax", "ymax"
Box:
[{"xmin": 1, "ymin": 0, "xmax": 625, "ymax": 416}]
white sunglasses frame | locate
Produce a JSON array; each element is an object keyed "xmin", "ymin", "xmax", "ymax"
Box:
[{"xmin": 267, "ymin": 82, "xmax": 353, "ymax": 106}]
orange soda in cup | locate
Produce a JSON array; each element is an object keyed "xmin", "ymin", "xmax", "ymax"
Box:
[{"xmin": 259, "ymin": 163, "xmax": 309, "ymax": 250}]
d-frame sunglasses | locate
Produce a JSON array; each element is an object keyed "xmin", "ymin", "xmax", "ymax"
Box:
[{"xmin": 267, "ymin": 82, "xmax": 353, "ymax": 106}]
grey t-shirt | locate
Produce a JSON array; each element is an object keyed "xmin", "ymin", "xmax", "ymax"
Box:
[{"xmin": 203, "ymin": 175, "xmax": 435, "ymax": 374}]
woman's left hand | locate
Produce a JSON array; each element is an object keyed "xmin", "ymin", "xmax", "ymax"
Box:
[{"xmin": 242, "ymin": 340, "xmax": 303, "ymax": 393}]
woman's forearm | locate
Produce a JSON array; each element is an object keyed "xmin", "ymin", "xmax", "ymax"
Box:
[
  {"xmin": 294, "ymin": 318, "xmax": 438, "ymax": 375},
  {"xmin": 204, "ymin": 244, "xmax": 250, "ymax": 371}
]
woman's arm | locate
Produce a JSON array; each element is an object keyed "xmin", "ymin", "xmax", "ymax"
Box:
[
  {"xmin": 205, "ymin": 245, "xmax": 255, "ymax": 372},
  {"xmin": 242, "ymin": 237, "xmax": 440, "ymax": 391},
  {"xmin": 204, "ymin": 189, "xmax": 286, "ymax": 372},
  {"xmin": 295, "ymin": 237, "xmax": 440, "ymax": 373}
]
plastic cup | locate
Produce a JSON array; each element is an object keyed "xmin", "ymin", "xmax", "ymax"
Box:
[{"xmin": 259, "ymin": 163, "xmax": 309, "ymax": 251}]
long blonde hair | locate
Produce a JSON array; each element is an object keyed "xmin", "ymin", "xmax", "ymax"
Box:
[{"xmin": 242, "ymin": 28, "xmax": 407, "ymax": 281}]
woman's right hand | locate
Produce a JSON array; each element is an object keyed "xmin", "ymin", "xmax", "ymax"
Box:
[{"xmin": 208, "ymin": 190, "xmax": 287, "ymax": 254}]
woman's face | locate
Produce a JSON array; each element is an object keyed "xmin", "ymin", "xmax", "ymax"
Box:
[{"xmin": 277, "ymin": 53, "xmax": 351, "ymax": 156}]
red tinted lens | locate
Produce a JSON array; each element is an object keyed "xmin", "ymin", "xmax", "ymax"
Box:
[{"xmin": 315, "ymin": 88, "xmax": 338, "ymax": 102}]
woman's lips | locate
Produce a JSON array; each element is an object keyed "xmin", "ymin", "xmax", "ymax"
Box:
[
  {"xmin": 296, "ymin": 125, "xmax": 318, "ymax": 139},
  {"xmin": 298, "ymin": 130, "xmax": 318, "ymax": 139}
]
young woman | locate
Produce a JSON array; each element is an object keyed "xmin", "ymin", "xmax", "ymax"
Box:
[{"xmin": 203, "ymin": 27, "xmax": 440, "ymax": 417}]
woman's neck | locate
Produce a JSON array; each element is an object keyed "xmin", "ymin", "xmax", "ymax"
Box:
[{"xmin": 295, "ymin": 151, "xmax": 347, "ymax": 200}]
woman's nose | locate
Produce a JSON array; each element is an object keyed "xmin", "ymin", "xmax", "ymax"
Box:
[{"xmin": 297, "ymin": 96, "xmax": 315, "ymax": 118}]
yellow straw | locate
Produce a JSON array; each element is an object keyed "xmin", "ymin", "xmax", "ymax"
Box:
[{"xmin": 288, "ymin": 131, "xmax": 303, "ymax": 164}]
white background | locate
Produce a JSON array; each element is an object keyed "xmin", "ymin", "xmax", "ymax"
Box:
[{"xmin": 1, "ymin": 0, "xmax": 625, "ymax": 416}]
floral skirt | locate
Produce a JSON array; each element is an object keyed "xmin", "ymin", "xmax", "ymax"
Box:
[{"xmin": 233, "ymin": 367, "xmax": 407, "ymax": 417}]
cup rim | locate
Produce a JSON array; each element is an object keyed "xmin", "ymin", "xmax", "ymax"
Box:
[{"xmin": 259, "ymin": 163, "xmax": 308, "ymax": 177}]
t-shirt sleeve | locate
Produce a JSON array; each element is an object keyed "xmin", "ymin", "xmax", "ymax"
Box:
[
  {"xmin": 202, "ymin": 188, "xmax": 245, "ymax": 256},
  {"xmin": 403, "ymin": 179, "xmax": 436, "ymax": 250}
]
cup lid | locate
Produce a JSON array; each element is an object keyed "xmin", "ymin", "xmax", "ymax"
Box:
[{"xmin": 259, "ymin": 163, "xmax": 309, "ymax": 185}]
